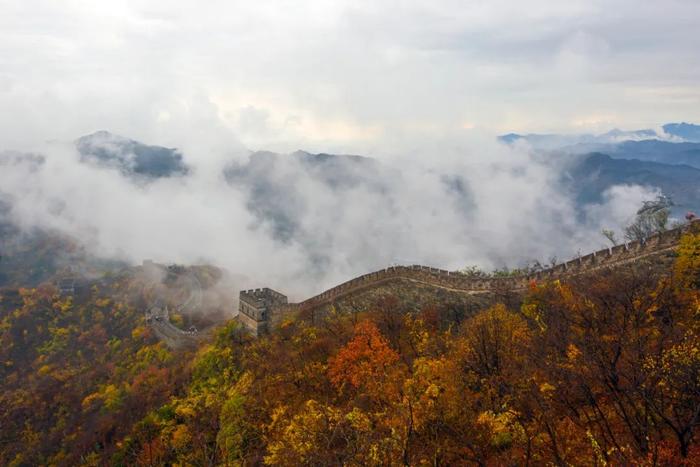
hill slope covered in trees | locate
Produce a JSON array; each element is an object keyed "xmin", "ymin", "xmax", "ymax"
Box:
[{"xmin": 1, "ymin": 228, "xmax": 699, "ymax": 465}]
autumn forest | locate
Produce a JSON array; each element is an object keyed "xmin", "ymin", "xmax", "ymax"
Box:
[{"xmin": 0, "ymin": 227, "xmax": 698, "ymax": 466}]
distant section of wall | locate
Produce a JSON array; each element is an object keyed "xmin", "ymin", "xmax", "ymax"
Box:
[
  {"xmin": 146, "ymin": 304, "xmax": 199, "ymax": 349},
  {"xmin": 256, "ymin": 219, "xmax": 699, "ymax": 332}
]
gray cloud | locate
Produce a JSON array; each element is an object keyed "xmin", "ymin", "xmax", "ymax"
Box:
[{"xmin": 1, "ymin": 0, "xmax": 699, "ymax": 151}]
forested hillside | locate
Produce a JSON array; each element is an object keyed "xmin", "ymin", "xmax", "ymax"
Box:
[
  {"xmin": 0, "ymin": 275, "xmax": 193, "ymax": 466},
  {"xmin": 2, "ymin": 229, "xmax": 698, "ymax": 465}
]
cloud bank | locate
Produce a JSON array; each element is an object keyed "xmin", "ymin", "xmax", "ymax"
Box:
[
  {"xmin": 0, "ymin": 1, "xmax": 686, "ymax": 297},
  {"xmin": 0, "ymin": 134, "xmax": 655, "ymax": 299}
]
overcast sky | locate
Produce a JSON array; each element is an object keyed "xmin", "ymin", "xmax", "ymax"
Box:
[{"xmin": 1, "ymin": 0, "xmax": 699, "ymax": 154}]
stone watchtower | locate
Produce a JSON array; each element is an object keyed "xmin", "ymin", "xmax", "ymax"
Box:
[{"xmin": 237, "ymin": 288, "xmax": 288, "ymax": 336}]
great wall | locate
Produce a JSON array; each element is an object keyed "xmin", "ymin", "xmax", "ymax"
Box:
[
  {"xmin": 238, "ymin": 219, "xmax": 700, "ymax": 335},
  {"xmin": 141, "ymin": 263, "xmax": 209, "ymax": 348},
  {"xmin": 50, "ymin": 262, "xmax": 211, "ymax": 350},
  {"xmin": 35, "ymin": 218, "xmax": 692, "ymax": 348}
]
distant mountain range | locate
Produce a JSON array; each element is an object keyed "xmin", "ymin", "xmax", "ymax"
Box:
[
  {"xmin": 500, "ymin": 123, "xmax": 700, "ymax": 215},
  {"xmin": 565, "ymin": 153, "xmax": 700, "ymax": 211},
  {"xmin": 224, "ymin": 150, "xmax": 391, "ymax": 247},
  {"xmin": 499, "ymin": 128, "xmax": 660, "ymax": 149},
  {"xmin": 499, "ymin": 122, "xmax": 700, "ymax": 148},
  {"xmin": 76, "ymin": 130, "xmax": 189, "ymax": 179},
  {"xmin": 662, "ymin": 122, "xmax": 700, "ymax": 141}
]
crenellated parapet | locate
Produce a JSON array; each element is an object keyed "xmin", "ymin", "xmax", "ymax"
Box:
[{"xmin": 240, "ymin": 219, "xmax": 699, "ymax": 334}]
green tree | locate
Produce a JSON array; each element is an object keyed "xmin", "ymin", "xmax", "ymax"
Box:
[{"xmin": 624, "ymin": 195, "xmax": 673, "ymax": 241}]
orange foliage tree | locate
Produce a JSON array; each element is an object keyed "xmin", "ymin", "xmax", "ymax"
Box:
[{"xmin": 328, "ymin": 319, "xmax": 400, "ymax": 397}]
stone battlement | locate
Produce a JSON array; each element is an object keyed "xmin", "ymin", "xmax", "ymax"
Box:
[
  {"xmin": 238, "ymin": 219, "xmax": 699, "ymax": 335},
  {"xmin": 240, "ymin": 287, "xmax": 288, "ymax": 304},
  {"xmin": 238, "ymin": 287, "xmax": 288, "ymax": 335}
]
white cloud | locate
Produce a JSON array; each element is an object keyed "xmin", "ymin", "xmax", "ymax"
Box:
[{"xmin": 0, "ymin": 135, "xmax": 650, "ymax": 298}]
